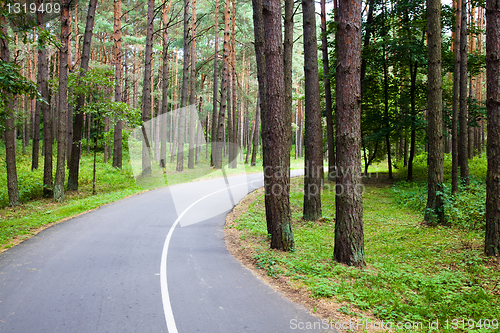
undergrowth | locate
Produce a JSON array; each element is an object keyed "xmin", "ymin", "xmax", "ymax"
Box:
[{"xmin": 393, "ymin": 153, "xmax": 487, "ymax": 230}]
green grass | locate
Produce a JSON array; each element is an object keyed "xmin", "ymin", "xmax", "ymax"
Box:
[{"xmin": 228, "ymin": 172, "xmax": 500, "ymax": 332}]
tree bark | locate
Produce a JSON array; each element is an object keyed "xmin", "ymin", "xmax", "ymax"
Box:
[
  {"xmin": 41, "ymin": 26, "xmax": 52, "ymax": 196},
  {"xmin": 211, "ymin": 0, "xmax": 220, "ymax": 167},
  {"xmin": 142, "ymin": 0, "xmax": 155, "ymax": 175},
  {"xmin": 231, "ymin": 0, "xmax": 238, "ymax": 169},
  {"xmin": 67, "ymin": 0, "xmax": 97, "ymax": 190},
  {"xmin": 188, "ymin": 0, "xmax": 197, "ymax": 169},
  {"xmin": 251, "ymin": 0, "xmax": 267, "ymax": 171},
  {"xmin": 32, "ymin": 0, "xmax": 45, "ymax": 171},
  {"xmin": 321, "ymin": 0, "xmax": 336, "ymax": 182},
  {"xmin": 452, "ymin": 0, "xmax": 461, "ymax": 194},
  {"xmin": 112, "ymin": 0, "xmax": 123, "ymax": 169},
  {"xmin": 1, "ymin": 22, "xmax": 20, "ymax": 206},
  {"xmin": 251, "ymin": 97, "xmax": 260, "ymax": 166},
  {"xmin": 54, "ymin": 0, "xmax": 70, "ymax": 202},
  {"xmin": 259, "ymin": 0, "xmax": 294, "ymax": 251},
  {"xmin": 425, "ymin": 0, "xmax": 445, "ymax": 224},
  {"xmin": 459, "ymin": 0, "xmax": 470, "ymax": 185},
  {"xmin": 382, "ymin": 35, "xmax": 392, "ymax": 179},
  {"xmin": 284, "ymin": 0, "xmax": 294, "ymax": 162},
  {"xmin": 302, "ymin": 0, "xmax": 323, "ymax": 220},
  {"xmin": 407, "ymin": 62, "xmax": 418, "ymax": 182},
  {"xmin": 485, "ymin": 0, "xmax": 500, "ymax": 256},
  {"xmin": 334, "ymin": 0, "xmax": 365, "ymax": 267},
  {"xmin": 214, "ymin": 0, "xmax": 230, "ymax": 169},
  {"xmin": 160, "ymin": 0, "xmax": 173, "ymax": 168},
  {"xmin": 177, "ymin": 0, "xmax": 190, "ymax": 172}
]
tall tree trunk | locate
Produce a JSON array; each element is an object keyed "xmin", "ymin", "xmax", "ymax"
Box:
[
  {"xmin": 251, "ymin": 97, "xmax": 260, "ymax": 166},
  {"xmin": 32, "ymin": 0, "xmax": 45, "ymax": 171},
  {"xmin": 230, "ymin": 0, "xmax": 238, "ymax": 169},
  {"xmin": 142, "ymin": 0, "xmax": 155, "ymax": 175},
  {"xmin": 284, "ymin": 0, "xmax": 293, "ymax": 165},
  {"xmin": 227, "ymin": 54, "xmax": 233, "ymax": 167},
  {"xmin": 177, "ymin": 0, "xmax": 190, "ymax": 172},
  {"xmin": 407, "ymin": 62, "xmax": 418, "ymax": 182},
  {"xmin": 302, "ymin": 0, "xmax": 323, "ymax": 221},
  {"xmin": 251, "ymin": 0, "xmax": 267, "ymax": 172},
  {"xmin": 425, "ymin": 0, "xmax": 445, "ymax": 224},
  {"xmin": 321, "ymin": 0, "xmax": 336, "ymax": 182},
  {"xmin": 260, "ymin": 0, "xmax": 294, "ymax": 251},
  {"xmin": 67, "ymin": 0, "xmax": 97, "ymax": 190},
  {"xmin": 1, "ymin": 22, "xmax": 20, "ymax": 207},
  {"xmin": 459, "ymin": 0, "xmax": 470, "ymax": 185},
  {"xmin": 214, "ymin": 0, "xmax": 230, "ymax": 169},
  {"xmin": 485, "ymin": 0, "xmax": 500, "ymax": 256},
  {"xmin": 160, "ymin": 0, "xmax": 173, "ymax": 168},
  {"xmin": 381, "ymin": 19, "xmax": 392, "ymax": 179},
  {"xmin": 334, "ymin": 0, "xmax": 365, "ymax": 267},
  {"xmin": 211, "ymin": 0, "xmax": 220, "ymax": 167},
  {"xmin": 188, "ymin": 0, "xmax": 197, "ymax": 169},
  {"xmin": 452, "ymin": 0, "xmax": 461, "ymax": 193},
  {"xmin": 112, "ymin": 0, "xmax": 123, "ymax": 169},
  {"xmin": 54, "ymin": 0, "xmax": 70, "ymax": 202},
  {"xmin": 41, "ymin": 24, "xmax": 52, "ymax": 196}
]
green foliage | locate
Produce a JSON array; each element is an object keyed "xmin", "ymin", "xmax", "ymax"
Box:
[
  {"xmin": 0, "ymin": 60, "xmax": 41, "ymax": 116},
  {"xmin": 393, "ymin": 153, "xmax": 488, "ymax": 230}
]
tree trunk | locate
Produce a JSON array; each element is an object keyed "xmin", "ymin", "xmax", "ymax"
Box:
[
  {"xmin": 407, "ymin": 62, "xmax": 418, "ymax": 182},
  {"xmin": 142, "ymin": 0, "xmax": 155, "ymax": 175},
  {"xmin": 41, "ymin": 32, "xmax": 52, "ymax": 196},
  {"xmin": 1, "ymin": 23, "xmax": 20, "ymax": 206},
  {"xmin": 459, "ymin": 0, "xmax": 470, "ymax": 185},
  {"xmin": 485, "ymin": 0, "xmax": 500, "ymax": 256},
  {"xmin": 211, "ymin": 0, "xmax": 220, "ymax": 167},
  {"xmin": 54, "ymin": 0, "xmax": 70, "ymax": 202},
  {"xmin": 425, "ymin": 0, "xmax": 445, "ymax": 224},
  {"xmin": 227, "ymin": 54, "xmax": 233, "ymax": 168},
  {"xmin": 284, "ymin": 0, "xmax": 293, "ymax": 162},
  {"xmin": 302, "ymin": 0, "xmax": 323, "ymax": 221},
  {"xmin": 251, "ymin": 97, "xmax": 260, "ymax": 166},
  {"xmin": 32, "ymin": 0, "xmax": 45, "ymax": 171},
  {"xmin": 177, "ymin": 0, "xmax": 190, "ymax": 172},
  {"xmin": 259, "ymin": 0, "xmax": 294, "ymax": 251},
  {"xmin": 188, "ymin": 0, "xmax": 197, "ymax": 169},
  {"xmin": 321, "ymin": 0, "xmax": 336, "ymax": 182},
  {"xmin": 67, "ymin": 0, "xmax": 97, "ymax": 190},
  {"xmin": 334, "ymin": 0, "xmax": 365, "ymax": 267},
  {"xmin": 251, "ymin": 0, "xmax": 267, "ymax": 172},
  {"xmin": 452, "ymin": 0, "xmax": 461, "ymax": 194},
  {"xmin": 160, "ymin": 0, "xmax": 173, "ymax": 168},
  {"xmin": 382, "ymin": 39, "xmax": 393, "ymax": 179},
  {"xmin": 231, "ymin": 0, "xmax": 238, "ymax": 169},
  {"xmin": 112, "ymin": 0, "xmax": 123, "ymax": 169},
  {"xmin": 214, "ymin": 0, "xmax": 230, "ymax": 169}
]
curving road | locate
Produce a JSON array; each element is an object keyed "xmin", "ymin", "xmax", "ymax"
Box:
[{"xmin": 0, "ymin": 171, "xmax": 335, "ymax": 332}]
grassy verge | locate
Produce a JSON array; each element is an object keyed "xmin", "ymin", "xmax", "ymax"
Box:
[{"xmin": 225, "ymin": 173, "xmax": 500, "ymax": 332}]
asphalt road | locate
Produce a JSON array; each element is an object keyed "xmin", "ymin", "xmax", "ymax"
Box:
[{"xmin": 0, "ymin": 171, "xmax": 336, "ymax": 333}]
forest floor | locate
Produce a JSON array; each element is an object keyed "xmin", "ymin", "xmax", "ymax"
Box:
[{"xmin": 224, "ymin": 172, "xmax": 500, "ymax": 333}]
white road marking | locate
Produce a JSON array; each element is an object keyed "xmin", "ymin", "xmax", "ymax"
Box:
[{"xmin": 160, "ymin": 178, "xmax": 258, "ymax": 333}]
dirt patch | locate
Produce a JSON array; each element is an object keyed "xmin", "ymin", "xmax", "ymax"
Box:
[{"xmin": 224, "ymin": 188, "xmax": 386, "ymax": 333}]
